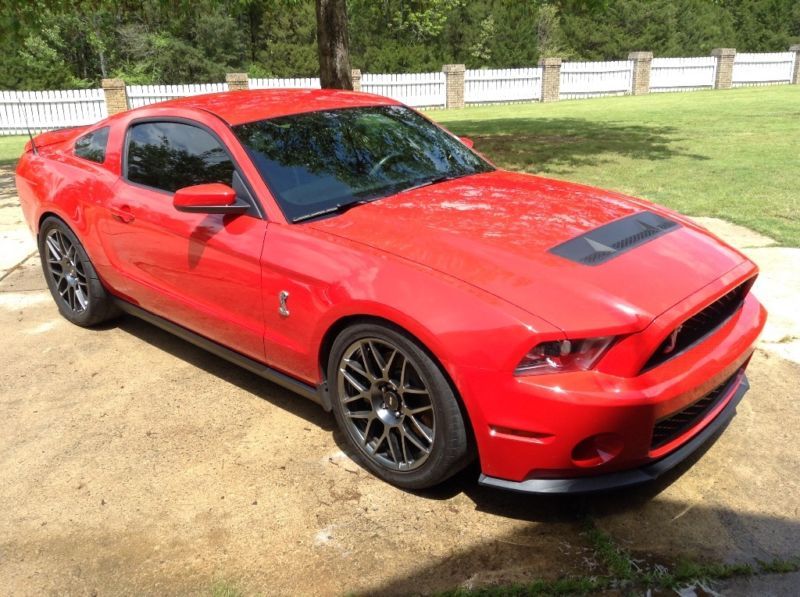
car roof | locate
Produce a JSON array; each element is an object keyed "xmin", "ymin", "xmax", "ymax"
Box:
[{"xmin": 155, "ymin": 88, "xmax": 402, "ymax": 125}]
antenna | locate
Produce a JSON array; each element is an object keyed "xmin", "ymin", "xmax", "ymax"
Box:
[{"xmin": 18, "ymin": 98, "xmax": 38, "ymax": 154}]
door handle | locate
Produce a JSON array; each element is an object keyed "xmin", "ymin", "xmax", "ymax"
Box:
[{"xmin": 110, "ymin": 205, "xmax": 135, "ymax": 223}]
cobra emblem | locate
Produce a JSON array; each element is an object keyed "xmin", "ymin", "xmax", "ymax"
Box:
[
  {"xmin": 278, "ymin": 291, "xmax": 290, "ymax": 317},
  {"xmin": 662, "ymin": 325, "xmax": 683, "ymax": 355}
]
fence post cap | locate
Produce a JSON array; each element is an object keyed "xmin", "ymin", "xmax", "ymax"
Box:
[
  {"xmin": 790, "ymin": 44, "xmax": 800, "ymax": 52},
  {"xmin": 225, "ymin": 72, "xmax": 248, "ymax": 83},
  {"xmin": 101, "ymin": 78, "xmax": 126, "ymax": 89},
  {"xmin": 628, "ymin": 51, "xmax": 653, "ymax": 60},
  {"xmin": 711, "ymin": 48, "xmax": 736, "ymax": 57},
  {"xmin": 442, "ymin": 64, "xmax": 466, "ymax": 73},
  {"xmin": 538, "ymin": 57, "xmax": 562, "ymax": 67},
  {"xmin": 351, "ymin": 68, "xmax": 362, "ymax": 77}
]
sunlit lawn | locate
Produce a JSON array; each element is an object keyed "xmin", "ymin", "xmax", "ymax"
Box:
[
  {"xmin": 0, "ymin": 135, "xmax": 27, "ymax": 166},
  {"xmin": 434, "ymin": 85, "xmax": 800, "ymax": 246},
  {"xmin": 2, "ymin": 85, "xmax": 798, "ymax": 244}
]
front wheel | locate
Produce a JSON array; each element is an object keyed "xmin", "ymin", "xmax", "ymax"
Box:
[
  {"xmin": 38, "ymin": 217, "xmax": 118, "ymax": 327},
  {"xmin": 328, "ymin": 323, "xmax": 471, "ymax": 489}
]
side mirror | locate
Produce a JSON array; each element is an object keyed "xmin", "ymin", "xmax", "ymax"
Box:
[
  {"xmin": 459, "ymin": 136, "xmax": 474, "ymax": 149},
  {"xmin": 173, "ymin": 183, "xmax": 248, "ymax": 215}
]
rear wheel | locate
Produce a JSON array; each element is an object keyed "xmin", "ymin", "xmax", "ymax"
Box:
[
  {"xmin": 328, "ymin": 323, "xmax": 471, "ymax": 489},
  {"xmin": 38, "ymin": 217, "xmax": 118, "ymax": 327}
]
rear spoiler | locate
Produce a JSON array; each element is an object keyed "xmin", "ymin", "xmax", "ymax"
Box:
[{"xmin": 24, "ymin": 126, "xmax": 88, "ymax": 153}]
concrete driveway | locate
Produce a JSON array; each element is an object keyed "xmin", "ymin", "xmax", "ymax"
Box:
[{"xmin": 1, "ymin": 164, "xmax": 798, "ymax": 595}]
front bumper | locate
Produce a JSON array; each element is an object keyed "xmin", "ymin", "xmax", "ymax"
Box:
[
  {"xmin": 478, "ymin": 374, "xmax": 748, "ymax": 494},
  {"xmin": 459, "ymin": 283, "xmax": 766, "ymax": 489}
]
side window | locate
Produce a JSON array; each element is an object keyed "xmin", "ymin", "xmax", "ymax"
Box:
[
  {"xmin": 74, "ymin": 127, "xmax": 109, "ymax": 163},
  {"xmin": 126, "ymin": 121, "xmax": 235, "ymax": 193}
]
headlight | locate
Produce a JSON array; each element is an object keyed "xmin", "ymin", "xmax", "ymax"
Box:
[{"xmin": 514, "ymin": 336, "xmax": 616, "ymax": 376}]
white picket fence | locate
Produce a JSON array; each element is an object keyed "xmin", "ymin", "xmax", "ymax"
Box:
[
  {"xmin": 560, "ymin": 60, "xmax": 633, "ymax": 99},
  {"xmin": 1, "ymin": 51, "xmax": 796, "ymax": 135},
  {"xmin": 650, "ymin": 56, "xmax": 717, "ymax": 92},
  {"xmin": 251, "ymin": 77, "xmax": 320, "ymax": 89},
  {"xmin": 732, "ymin": 52, "xmax": 796, "ymax": 87},
  {"xmin": 465, "ymin": 68, "xmax": 542, "ymax": 104},
  {"xmin": 0, "ymin": 89, "xmax": 107, "ymax": 135},
  {"xmin": 362, "ymin": 72, "xmax": 445, "ymax": 108},
  {"xmin": 126, "ymin": 82, "xmax": 228, "ymax": 108}
]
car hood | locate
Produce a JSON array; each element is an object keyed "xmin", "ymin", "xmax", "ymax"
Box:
[{"xmin": 309, "ymin": 170, "xmax": 746, "ymax": 334}]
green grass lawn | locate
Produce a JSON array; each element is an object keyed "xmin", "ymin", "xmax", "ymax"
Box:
[
  {"xmin": 0, "ymin": 135, "xmax": 27, "ymax": 166},
  {"xmin": 434, "ymin": 85, "xmax": 800, "ymax": 246},
  {"xmin": 2, "ymin": 86, "xmax": 797, "ymax": 244}
]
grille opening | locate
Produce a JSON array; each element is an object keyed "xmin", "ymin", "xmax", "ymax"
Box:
[
  {"xmin": 651, "ymin": 371, "xmax": 739, "ymax": 450},
  {"xmin": 642, "ymin": 280, "xmax": 752, "ymax": 372}
]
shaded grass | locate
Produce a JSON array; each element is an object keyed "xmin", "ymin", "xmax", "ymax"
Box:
[
  {"xmin": 434, "ymin": 86, "xmax": 800, "ymax": 246},
  {"xmin": 0, "ymin": 135, "xmax": 26, "ymax": 166},
  {"xmin": 439, "ymin": 519, "xmax": 800, "ymax": 596}
]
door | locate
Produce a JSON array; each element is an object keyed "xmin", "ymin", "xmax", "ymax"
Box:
[{"xmin": 99, "ymin": 119, "xmax": 268, "ymax": 361}]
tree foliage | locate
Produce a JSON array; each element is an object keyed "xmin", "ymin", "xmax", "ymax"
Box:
[{"xmin": 0, "ymin": 0, "xmax": 797, "ymax": 89}]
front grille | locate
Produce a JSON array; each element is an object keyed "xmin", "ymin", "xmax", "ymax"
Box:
[
  {"xmin": 642, "ymin": 281, "xmax": 750, "ymax": 371},
  {"xmin": 651, "ymin": 371, "xmax": 739, "ymax": 450}
]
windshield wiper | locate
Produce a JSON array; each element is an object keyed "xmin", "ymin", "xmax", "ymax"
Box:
[
  {"xmin": 292, "ymin": 199, "xmax": 372, "ymax": 223},
  {"xmin": 399, "ymin": 175, "xmax": 452, "ymax": 194},
  {"xmin": 399, "ymin": 171, "xmax": 476, "ymax": 194}
]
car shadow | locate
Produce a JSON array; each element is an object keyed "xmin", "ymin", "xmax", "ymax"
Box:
[
  {"xmin": 112, "ymin": 313, "xmax": 791, "ymax": 566},
  {"xmin": 442, "ymin": 116, "xmax": 709, "ymax": 175},
  {"xmin": 360, "ymin": 500, "xmax": 800, "ymax": 596},
  {"xmin": 114, "ymin": 314, "xmax": 336, "ymax": 433},
  {"xmin": 415, "ymin": 417, "xmax": 734, "ymax": 521},
  {"xmin": 114, "ymin": 311, "xmax": 733, "ymax": 522}
]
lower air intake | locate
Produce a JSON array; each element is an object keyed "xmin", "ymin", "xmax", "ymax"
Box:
[{"xmin": 651, "ymin": 371, "xmax": 739, "ymax": 450}]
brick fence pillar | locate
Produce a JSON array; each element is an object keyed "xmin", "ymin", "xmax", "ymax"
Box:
[
  {"xmin": 226, "ymin": 72, "xmax": 249, "ymax": 91},
  {"xmin": 791, "ymin": 45, "xmax": 800, "ymax": 85},
  {"xmin": 711, "ymin": 48, "xmax": 736, "ymax": 89},
  {"xmin": 628, "ymin": 51, "xmax": 653, "ymax": 95},
  {"xmin": 538, "ymin": 57, "xmax": 562, "ymax": 102},
  {"xmin": 442, "ymin": 64, "xmax": 465, "ymax": 109},
  {"xmin": 101, "ymin": 78, "xmax": 128, "ymax": 115},
  {"xmin": 351, "ymin": 69, "xmax": 362, "ymax": 92}
]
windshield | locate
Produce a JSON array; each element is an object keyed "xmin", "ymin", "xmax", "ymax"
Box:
[{"xmin": 233, "ymin": 105, "xmax": 494, "ymax": 222}]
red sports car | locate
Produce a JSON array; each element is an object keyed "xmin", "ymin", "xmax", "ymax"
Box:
[{"xmin": 15, "ymin": 89, "xmax": 766, "ymax": 493}]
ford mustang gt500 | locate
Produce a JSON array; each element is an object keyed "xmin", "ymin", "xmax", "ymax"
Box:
[{"xmin": 15, "ymin": 89, "xmax": 766, "ymax": 492}]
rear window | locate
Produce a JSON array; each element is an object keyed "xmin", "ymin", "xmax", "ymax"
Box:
[{"xmin": 74, "ymin": 127, "xmax": 109, "ymax": 163}]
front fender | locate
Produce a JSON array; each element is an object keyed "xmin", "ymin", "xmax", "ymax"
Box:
[{"xmin": 259, "ymin": 223, "xmax": 563, "ymax": 399}]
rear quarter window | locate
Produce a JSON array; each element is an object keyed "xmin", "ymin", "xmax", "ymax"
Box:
[{"xmin": 74, "ymin": 127, "xmax": 109, "ymax": 163}]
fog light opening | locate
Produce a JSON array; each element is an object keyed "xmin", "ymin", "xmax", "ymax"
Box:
[{"xmin": 571, "ymin": 433, "xmax": 624, "ymax": 468}]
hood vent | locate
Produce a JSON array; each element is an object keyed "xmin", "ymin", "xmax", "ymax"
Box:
[{"xmin": 549, "ymin": 211, "xmax": 680, "ymax": 266}]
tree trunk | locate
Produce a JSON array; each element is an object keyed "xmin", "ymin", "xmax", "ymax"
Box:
[{"xmin": 316, "ymin": 0, "xmax": 353, "ymax": 90}]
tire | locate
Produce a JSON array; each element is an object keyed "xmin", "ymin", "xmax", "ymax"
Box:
[
  {"xmin": 328, "ymin": 322, "xmax": 471, "ymax": 489},
  {"xmin": 38, "ymin": 216, "xmax": 118, "ymax": 327}
]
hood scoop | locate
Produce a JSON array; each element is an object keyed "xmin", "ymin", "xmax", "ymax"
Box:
[{"xmin": 549, "ymin": 211, "xmax": 680, "ymax": 266}]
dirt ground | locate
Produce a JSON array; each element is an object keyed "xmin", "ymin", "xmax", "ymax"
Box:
[{"xmin": 1, "ymin": 164, "xmax": 798, "ymax": 596}]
